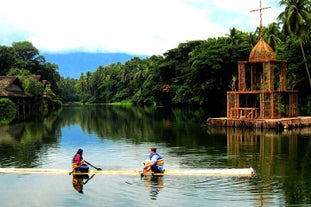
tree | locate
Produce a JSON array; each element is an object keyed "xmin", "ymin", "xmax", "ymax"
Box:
[
  {"xmin": 226, "ymin": 27, "xmax": 244, "ymax": 45},
  {"xmin": 12, "ymin": 41, "xmax": 39, "ymax": 61},
  {"xmin": 21, "ymin": 76, "xmax": 45, "ymax": 100},
  {"xmin": 58, "ymin": 77, "xmax": 79, "ymax": 102},
  {"xmin": 10, "ymin": 41, "xmax": 60, "ymax": 92},
  {"xmin": 7, "ymin": 68, "xmax": 31, "ymax": 76},
  {"xmin": 263, "ymin": 23, "xmax": 283, "ymax": 50},
  {"xmin": 0, "ymin": 46, "xmax": 16, "ymax": 75},
  {"xmin": 277, "ymin": 0, "xmax": 311, "ymax": 86},
  {"xmin": 11, "ymin": 41, "xmax": 39, "ymax": 70},
  {"xmin": 0, "ymin": 98, "xmax": 16, "ymax": 125}
]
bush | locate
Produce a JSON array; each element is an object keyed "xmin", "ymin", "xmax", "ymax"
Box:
[{"xmin": 0, "ymin": 98, "xmax": 16, "ymax": 125}]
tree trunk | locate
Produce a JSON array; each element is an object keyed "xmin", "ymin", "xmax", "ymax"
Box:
[{"xmin": 299, "ymin": 38, "xmax": 311, "ymax": 87}]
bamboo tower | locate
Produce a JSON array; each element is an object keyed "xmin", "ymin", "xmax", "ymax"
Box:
[{"xmin": 226, "ymin": 0, "xmax": 298, "ymax": 119}]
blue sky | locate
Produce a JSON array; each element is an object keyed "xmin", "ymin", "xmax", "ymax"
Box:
[{"xmin": 0, "ymin": 0, "xmax": 283, "ymax": 56}]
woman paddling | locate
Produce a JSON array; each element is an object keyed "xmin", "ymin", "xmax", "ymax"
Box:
[{"xmin": 72, "ymin": 148, "xmax": 89, "ymax": 173}]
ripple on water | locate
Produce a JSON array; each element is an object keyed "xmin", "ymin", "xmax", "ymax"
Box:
[
  {"xmin": 158, "ymin": 176, "xmax": 262, "ymax": 205},
  {"xmin": 80, "ymin": 175, "xmax": 159, "ymax": 206}
]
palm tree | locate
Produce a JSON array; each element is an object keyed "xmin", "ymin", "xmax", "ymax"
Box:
[
  {"xmin": 226, "ymin": 28, "xmax": 243, "ymax": 45},
  {"xmin": 277, "ymin": 0, "xmax": 311, "ymax": 87},
  {"xmin": 263, "ymin": 23, "xmax": 283, "ymax": 50}
]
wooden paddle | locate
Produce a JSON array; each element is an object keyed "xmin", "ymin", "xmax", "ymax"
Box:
[
  {"xmin": 69, "ymin": 160, "xmax": 102, "ymax": 175},
  {"xmin": 84, "ymin": 160, "xmax": 102, "ymax": 171}
]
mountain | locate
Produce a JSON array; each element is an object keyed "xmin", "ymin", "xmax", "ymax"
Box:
[{"xmin": 43, "ymin": 52, "xmax": 148, "ymax": 79}]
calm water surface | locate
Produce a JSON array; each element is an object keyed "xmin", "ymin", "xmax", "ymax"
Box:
[{"xmin": 0, "ymin": 106, "xmax": 311, "ymax": 207}]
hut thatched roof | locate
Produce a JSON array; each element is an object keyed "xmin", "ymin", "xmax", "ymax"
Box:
[{"xmin": 0, "ymin": 76, "xmax": 32, "ymax": 97}]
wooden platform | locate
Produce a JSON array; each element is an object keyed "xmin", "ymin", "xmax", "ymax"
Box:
[
  {"xmin": 207, "ymin": 116, "xmax": 311, "ymax": 129},
  {"xmin": 0, "ymin": 168, "xmax": 255, "ymax": 177}
]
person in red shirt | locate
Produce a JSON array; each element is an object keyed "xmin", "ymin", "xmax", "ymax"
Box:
[{"xmin": 72, "ymin": 148, "xmax": 89, "ymax": 173}]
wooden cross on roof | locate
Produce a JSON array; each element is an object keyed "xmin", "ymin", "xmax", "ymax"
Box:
[{"xmin": 250, "ymin": 0, "xmax": 271, "ymax": 40}]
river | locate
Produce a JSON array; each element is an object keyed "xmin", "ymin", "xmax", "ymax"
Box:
[{"xmin": 0, "ymin": 105, "xmax": 310, "ymax": 207}]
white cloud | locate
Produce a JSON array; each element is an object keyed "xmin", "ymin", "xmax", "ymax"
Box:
[{"xmin": 0, "ymin": 0, "xmax": 283, "ymax": 55}]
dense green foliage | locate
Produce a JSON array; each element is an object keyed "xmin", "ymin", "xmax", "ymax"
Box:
[
  {"xmin": 58, "ymin": 22, "xmax": 311, "ymax": 115},
  {"xmin": 0, "ymin": 98, "xmax": 16, "ymax": 125},
  {"xmin": 278, "ymin": 0, "xmax": 311, "ymax": 86},
  {"xmin": 21, "ymin": 77, "xmax": 45, "ymax": 99},
  {"xmin": 0, "ymin": 41, "xmax": 61, "ymax": 119},
  {"xmin": 0, "ymin": 0, "xmax": 310, "ymax": 116},
  {"xmin": 0, "ymin": 41, "xmax": 61, "ymax": 93}
]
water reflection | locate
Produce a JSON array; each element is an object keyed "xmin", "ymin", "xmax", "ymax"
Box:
[
  {"xmin": 72, "ymin": 174, "xmax": 95, "ymax": 194},
  {"xmin": 219, "ymin": 128, "xmax": 311, "ymax": 175},
  {"xmin": 0, "ymin": 122, "xmax": 60, "ymax": 168},
  {"xmin": 0, "ymin": 106, "xmax": 310, "ymax": 206},
  {"xmin": 59, "ymin": 105, "xmax": 209, "ymax": 146},
  {"xmin": 141, "ymin": 175, "xmax": 164, "ymax": 200},
  {"xmin": 214, "ymin": 127, "xmax": 311, "ymax": 205}
]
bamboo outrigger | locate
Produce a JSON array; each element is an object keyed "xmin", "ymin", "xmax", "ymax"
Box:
[{"xmin": 0, "ymin": 167, "xmax": 255, "ymax": 177}]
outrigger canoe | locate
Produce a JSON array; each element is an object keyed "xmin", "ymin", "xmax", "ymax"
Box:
[{"xmin": 0, "ymin": 167, "xmax": 255, "ymax": 177}]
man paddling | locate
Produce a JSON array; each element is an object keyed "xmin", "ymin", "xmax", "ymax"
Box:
[
  {"xmin": 72, "ymin": 148, "xmax": 89, "ymax": 173},
  {"xmin": 142, "ymin": 148, "xmax": 165, "ymax": 175}
]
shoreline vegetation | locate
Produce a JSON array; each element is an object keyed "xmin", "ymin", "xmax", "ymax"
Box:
[
  {"xmin": 62, "ymin": 101, "xmax": 133, "ymax": 107},
  {"xmin": 1, "ymin": 1, "xmax": 311, "ymax": 124}
]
